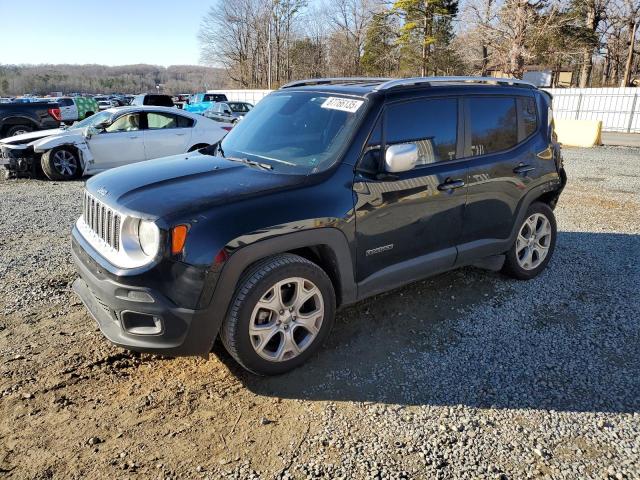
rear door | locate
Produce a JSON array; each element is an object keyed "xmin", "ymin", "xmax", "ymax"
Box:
[
  {"xmin": 143, "ymin": 111, "xmax": 194, "ymax": 159},
  {"xmin": 354, "ymin": 96, "xmax": 467, "ymax": 287},
  {"xmin": 458, "ymin": 94, "xmax": 546, "ymax": 263}
]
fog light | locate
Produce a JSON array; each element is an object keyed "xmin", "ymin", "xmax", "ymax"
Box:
[{"xmin": 120, "ymin": 311, "xmax": 162, "ymax": 335}]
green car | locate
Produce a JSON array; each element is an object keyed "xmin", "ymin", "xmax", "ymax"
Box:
[{"xmin": 56, "ymin": 96, "xmax": 99, "ymax": 122}]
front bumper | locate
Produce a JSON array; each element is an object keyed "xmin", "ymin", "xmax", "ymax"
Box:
[
  {"xmin": 71, "ymin": 230, "xmax": 220, "ymax": 356},
  {"xmin": 0, "ymin": 144, "xmax": 38, "ymax": 176}
]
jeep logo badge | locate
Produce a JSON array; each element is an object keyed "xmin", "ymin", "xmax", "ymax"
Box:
[{"xmin": 96, "ymin": 186, "xmax": 109, "ymax": 197}]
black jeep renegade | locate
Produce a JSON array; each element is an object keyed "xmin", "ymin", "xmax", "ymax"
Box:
[{"xmin": 72, "ymin": 77, "xmax": 567, "ymax": 375}]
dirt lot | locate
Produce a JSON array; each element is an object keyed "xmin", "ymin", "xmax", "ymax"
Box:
[{"xmin": 1, "ymin": 147, "xmax": 639, "ymax": 480}]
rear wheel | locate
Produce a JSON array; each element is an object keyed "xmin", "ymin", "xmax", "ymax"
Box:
[
  {"xmin": 5, "ymin": 124, "xmax": 32, "ymax": 137},
  {"xmin": 41, "ymin": 147, "xmax": 81, "ymax": 181},
  {"xmin": 502, "ymin": 202, "xmax": 557, "ymax": 280},
  {"xmin": 220, "ymin": 254, "xmax": 336, "ymax": 375}
]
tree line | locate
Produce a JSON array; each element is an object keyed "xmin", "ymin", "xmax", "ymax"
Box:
[
  {"xmin": 0, "ymin": 64, "xmax": 229, "ymax": 96},
  {"xmin": 199, "ymin": 0, "xmax": 640, "ymax": 88}
]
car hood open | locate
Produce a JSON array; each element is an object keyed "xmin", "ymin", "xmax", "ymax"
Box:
[{"xmin": 85, "ymin": 152, "xmax": 306, "ymax": 220}]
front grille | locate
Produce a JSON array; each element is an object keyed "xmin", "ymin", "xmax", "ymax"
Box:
[{"xmin": 82, "ymin": 191, "xmax": 121, "ymax": 251}]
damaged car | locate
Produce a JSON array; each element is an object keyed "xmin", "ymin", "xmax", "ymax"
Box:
[{"xmin": 0, "ymin": 106, "xmax": 232, "ymax": 180}]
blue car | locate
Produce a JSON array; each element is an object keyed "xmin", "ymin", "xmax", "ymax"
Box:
[{"xmin": 183, "ymin": 93, "xmax": 228, "ymax": 114}]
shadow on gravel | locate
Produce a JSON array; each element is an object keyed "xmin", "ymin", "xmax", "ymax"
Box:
[{"xmin": 221, "ymin": 231, "xmax": 640, "ymax": 414}]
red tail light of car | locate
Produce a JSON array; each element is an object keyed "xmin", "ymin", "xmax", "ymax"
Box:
[
  {"xmin": 48, "ymin": 107, "xmax": 62, "ymax": 121},
  {"xmin": 222, "ymin": 126, "xmax": 233, "ymax": 132}
]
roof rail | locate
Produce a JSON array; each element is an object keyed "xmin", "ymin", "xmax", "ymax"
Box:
[
  {"xmin": 373, "ymin": 76, "xmax": 537, "ymax": 91},
  {"xmin": 281, "ymin": 77, "xmax": 392, "ymax": 89}
]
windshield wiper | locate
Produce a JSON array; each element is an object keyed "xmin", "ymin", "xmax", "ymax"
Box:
[{"xmin": 225, "ymin": 156, "xmax": 273, "ymax": 170}]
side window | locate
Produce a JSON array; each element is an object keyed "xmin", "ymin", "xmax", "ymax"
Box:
[
  {"xmin": 468, "ymin": 97, "xmax": 517, "ymax": 156},
  {"xmin": 105, "ymin": 113, "xmax": 140, "ymax": 132},
  {"xmin": 147, "ymin": 112, "xmax": 179, "ymax": 129},
  {"xmin": 386, "ymin": 98, "xmax": 458, "ymax": 165},
  {"xmin": 175, "ymin": 115, "xmax": 194, "ymax": 128},
  {"xmin": 520, "ymin": 97, "xmax": 538, "ymax": 138}
]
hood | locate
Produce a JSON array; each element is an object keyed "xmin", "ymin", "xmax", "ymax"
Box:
[
  {"xmin": 85, "ymin": 152, "xmax": 306, "ymax": 220},
  {"xmin": 0, "ymin": 128, "xmax": 64, "ymax": 145},
  {"xmin": 32, "ymin": 129, "xmax": 86, "ymax": 151}
]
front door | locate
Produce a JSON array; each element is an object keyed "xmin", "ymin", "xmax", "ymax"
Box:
[
  {"xmin": 87, "ymin": 112, "xmax": 145, "ymax": 170},
  {"xmin": 354, "ymin": 96, "xmax": 467, "ymax": 292}
]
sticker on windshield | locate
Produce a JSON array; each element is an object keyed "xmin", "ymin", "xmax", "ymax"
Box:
[{"xmin": 321, "ymin": 97, "xmax": 363, "ymax": 113}]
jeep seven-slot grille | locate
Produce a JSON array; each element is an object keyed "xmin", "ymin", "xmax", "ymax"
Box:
[{"xmin": 82, "ymin": 191, "xmax": 121, "ymax": 251}]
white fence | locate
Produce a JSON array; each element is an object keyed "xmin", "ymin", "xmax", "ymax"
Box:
[
  {"xmin": 544, "ymin": 87, "xmax": 640, "ymax": 133},
  {"xmin": 207, "ymin": 89, "xmax": 272, "ymax": 105},
  {"xmin": 209, "ymin": 87, "xmax": 640, "ymax": 134}
]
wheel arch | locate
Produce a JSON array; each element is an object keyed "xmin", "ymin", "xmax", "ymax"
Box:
[
  {"xmin": 188, "ymin": 143, "xmax": 209, "ymax": 152},
  {"xmin": 196, "ymin": 228, "xmax": 356, "ymax": 352},
  {"xmin": 0, "ymin": 116, "xmax": 38, "ymax": 135}
]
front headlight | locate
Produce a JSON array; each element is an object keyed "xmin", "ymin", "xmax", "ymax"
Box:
[{"xmin": 138, "ymin": 220, "xmax": 160, "ymax": 257}]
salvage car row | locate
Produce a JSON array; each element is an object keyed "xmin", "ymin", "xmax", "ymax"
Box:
[
  {"xmin": 0, "ymin": 106, "xmax": 233, "ymax": 180},
  {"xmin": 0, "ymin": 93, "xmax": 253, "ymax": 180}
]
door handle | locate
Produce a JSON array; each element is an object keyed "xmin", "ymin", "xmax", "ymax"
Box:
[
  {"xmin": 437, "ymin": 179, "xmax": 465, "ymax": 191},
  {"xmin": 128, "ymin": 135, "xmax": 139, "ymax": 139},
  {"xmin": 175, "ymin": 132, "xmax": 186, "ymax": 136},
  {"xmin": 513, "ymin": 164, "xmax": 536, "ymax": 175}
]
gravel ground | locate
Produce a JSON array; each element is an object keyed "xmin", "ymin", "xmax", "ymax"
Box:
[{"xmin": 0, "ymin": 146, "xmax": 639, "ymax": 480}]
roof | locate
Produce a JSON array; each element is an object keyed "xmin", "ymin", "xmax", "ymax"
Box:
[
  {"xmin": 279, "ymin": 76, "xmax": 537, "ymax": 97},
  {"xmin": 103, "ymin": 105, "xmax": 198, "ymax": 117}
]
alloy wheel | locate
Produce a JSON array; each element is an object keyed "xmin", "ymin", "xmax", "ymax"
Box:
[
  {"xmin": 249, "ymin": 277, "xmax": 324, "ymax": 362},
  {"xmin": 52, "ymin": 150, "xmax": 78, "ymax": 177},
  {"xmin": 516, "ymin": 213, "xmax": 552, "ymax": 270}
]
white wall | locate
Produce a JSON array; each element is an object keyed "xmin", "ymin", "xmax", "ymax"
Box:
[
  {"xmin": 209, "ymin": 86, "xmax": 640, "ymax": 134},
  {"xmin": 544, "ymin": 87, "xmax": 640, "ymax": 133},
  {"xmin": 206, "ymin": 89, "xmax": 272, "ymax": 105}
]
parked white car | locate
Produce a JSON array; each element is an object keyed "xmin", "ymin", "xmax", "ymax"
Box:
[{"xmin": 0, "ymin": 106, "xmax": 232, "ymax": 180}]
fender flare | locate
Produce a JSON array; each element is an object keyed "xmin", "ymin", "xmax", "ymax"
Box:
[
  {"xmin": 0, "ymin": 115, "xmax": 39, "ymax": 131},
  {"xmin": 197, "ymin": 228, "xmax": 356, "ymax": 351}
]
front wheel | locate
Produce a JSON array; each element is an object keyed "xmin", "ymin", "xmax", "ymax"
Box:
[
  {"xmin": 41, "ymin": 147, "xmax": 81, "ymax": 180},
  {"xmin": 502, "ymin": 202, "xmax": 557, "ymax": 280},
  {"xmin": 220, "ymin": 254, "xmax": 336, "ymax": 375}
]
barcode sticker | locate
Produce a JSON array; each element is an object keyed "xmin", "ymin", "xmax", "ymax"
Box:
[{"xmin": 321, "ymin": 97, "xmax": 364, "ymax": 113}]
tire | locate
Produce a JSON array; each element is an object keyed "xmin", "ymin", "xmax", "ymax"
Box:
[
  {"xmin": 220, "ymin": 253, "xmax": 336, "ymax": 375},
  {"xmin": 502, "ymin": 202, "xmax": 557, "ymax": 280},
  {"xmin": 41, "ymin": 147, "xmax": 82, "ymax": 181},
  {"xmin": 5, "ymin": 124, "xmax": 33, "ymax": 137},
  {"xmin": 188, "ymin": 143, "xmax": 209, "ymax": 152}
]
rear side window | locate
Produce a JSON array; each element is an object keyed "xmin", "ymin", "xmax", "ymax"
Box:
[
  {"xmin": 468, "ymin": 97, "xmax": 517, "ymax": 156},
  {"xmin": 385, "ymin": 98, "xmax": 458, "ymax": 165},
  {"xmin": 176, "ymin": 114, "xmax": 194, "ymax": 128},
  {"xmin": 519, "ymin": 97, "xmax": 538, "ymax": 138},
  {"xmin": 203, "ymin": 94, "xmax": 227, "ymax": 102}
]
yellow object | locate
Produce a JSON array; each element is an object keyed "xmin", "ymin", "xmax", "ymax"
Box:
[{"xmin": 554, "ymin": 119, "xmax": 602, "ymax": 147}]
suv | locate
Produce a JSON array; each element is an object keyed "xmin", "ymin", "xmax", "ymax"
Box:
[
  {"xmin": 130, "ymin": 94, "xmax": 175, "ymax": 108},
  {"xmin": 183, "ymin": 93, "xmax": 228, "ymax": 114},
  {"xmin": 71, "ymin": 77, "xmax": 566, "ymax": 375}
]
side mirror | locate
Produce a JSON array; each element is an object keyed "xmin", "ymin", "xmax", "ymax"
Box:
[{"xmin": 385, "ymin": 143, "xmax": 418, "ymax": 173}]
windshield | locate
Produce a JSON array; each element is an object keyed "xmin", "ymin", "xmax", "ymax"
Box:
[
  {"xmin": 217, "ymin": 92, "xmax": 366, "ymax": 174},
  {"xmin": 71, "ymin": 110, "xmax": 112, "ymax": 129}
]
